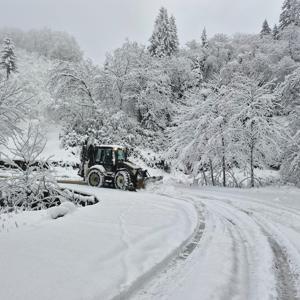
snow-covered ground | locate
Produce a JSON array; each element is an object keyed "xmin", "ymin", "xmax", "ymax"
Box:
[
  {"xmin": 0, "ymin": 185, "xmax": 197, "ymax": 300},
  {"xmin": 132, "ymin": 185, "xmax": 300, "ymax": 300},
  {"xmin": 1, "ymin": 183, "xmax": 300, "ymax": 300},
  {"xmin": 1, "ymin": 127, "xmax": 300, "ymax": 300}
]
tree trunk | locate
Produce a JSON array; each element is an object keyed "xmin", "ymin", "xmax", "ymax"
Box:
[
  {"xmin": 221, "ymin": 137, "xmax": 226, "ymax": 187},
  {"xmin": 209, "ymin": 159, "xmax": 215, "ymax": 186},
  {"xmin": 250, "ymin": 143, "xmax": 255, "ymax": 188},
  {"xmin": 202, "ymin": 170, "xmax": 207, "ymax": 186}
]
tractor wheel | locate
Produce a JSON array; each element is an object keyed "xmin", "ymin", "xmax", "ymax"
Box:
[
  {"xmin": 87, "ymin": 170, "xmax": 104, "ymax": 187},
  {"xmin": 114, "ymin": 170, "xmax": 132, "ymax": 191}
]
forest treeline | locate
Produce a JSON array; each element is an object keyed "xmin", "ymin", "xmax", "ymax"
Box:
[{"xmin": 0, "ymin": 1, "xmax": 299, "ymax": 187}]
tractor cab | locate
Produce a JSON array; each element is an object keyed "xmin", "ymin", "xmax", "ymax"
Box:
[{"xmin": 93, "ymin": 145, "xmax": 127, "ymax": 172}]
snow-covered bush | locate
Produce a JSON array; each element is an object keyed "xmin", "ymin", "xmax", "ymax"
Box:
[{"xmin": 0, "ymin": 124, "xmax": 61, "ymax": 212}]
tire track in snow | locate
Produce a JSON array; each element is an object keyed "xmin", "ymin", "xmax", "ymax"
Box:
[
  {"xmin": 132, "ymin": 188, "xmax": 300, "ymax": 300},
  {"xmin": 130, "ymin": 198, "xmax": 206, "ymax": 300},
  {"xmin": 196, "ymin": 191, "xmax": 300, "ymax": 229},
  {"xmin": 267, "ymin": 234, "xmax": 299, "ymax": 300},
  {"xmin": 219, "ymin": 217, "xmax": 250, "ymax": 300},
  {"xmin": 209, "ymin": 194, "xmax": 300, "ymax": 299},
  {"xmin": 132, "ymin": 193, "xmax": 255, "ymax": 300},
  {"xmin": 203, "ymin": 197, "xmax": 300, "ymax": 300},
  {"xmin": 118, "ymin": 201, "xmax": 135, "ymax": 292},
  {"xmin": 201, "ymin": 199, "xmax": 276, "ymax": 300},
  {"xmin": 252, "ymin": 214, "xmax": 300, "ymax": 299}
]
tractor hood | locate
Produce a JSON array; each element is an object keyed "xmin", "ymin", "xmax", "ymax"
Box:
[{"xmin": 122, "ymin": 161, "xmax": 142, "ymax": 171}]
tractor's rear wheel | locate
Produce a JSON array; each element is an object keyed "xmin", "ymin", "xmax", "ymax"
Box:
[
  {"xmin": 87, "ymin": 170, "xmax": 104, "ymax": 187},
  {"xmin": 114, "ymin": 170, "xmax": 132, "ymax": 190}
]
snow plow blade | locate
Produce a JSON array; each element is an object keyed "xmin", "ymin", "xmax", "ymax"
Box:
[
  {"xmin": 57, "ymin": 179, "xmax": 87, "ymax": 185},
  {"xmin": 144, "ymin": 175, "xmax": 163, "ymax": 187},
  {"xmin": 136, "ymin": 176, "xmax": 163, "ymax": 189}
]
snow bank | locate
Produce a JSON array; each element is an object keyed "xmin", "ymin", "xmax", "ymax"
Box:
[{"xmin": 47, "ymin": 201, "xmax": 77, "ymax": 219}]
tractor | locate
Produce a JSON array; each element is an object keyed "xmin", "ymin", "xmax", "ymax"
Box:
[{"xmin": 78, "ymin": 144, "xmax": 162, "ymax": 191}]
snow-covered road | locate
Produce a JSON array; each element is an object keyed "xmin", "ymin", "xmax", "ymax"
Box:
[
  {"xmin": 133, "ymin": 186, "xmax": 300, "ymax": 300},
  {"xmin": 1, "ymin": 184, "xmax": 300, "ymax": 300},
  {"xmin": 0, "ymin": 185, "xmax": 197, "ymax": 300}
]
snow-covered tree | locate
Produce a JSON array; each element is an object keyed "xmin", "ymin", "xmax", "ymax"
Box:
[
  {"xmin": 279, "ymin": 0, "xmax": 300, "ymax": 30},
  {"xmin": 228, "ymin": 75, "xmax": 285, "ymax": 187},
  {"xmin": 163, "ymin": 56, "xmax": 193, "ymax": 99},
  {"xmin": 272, "ymin": 24, "xmax": 280, "ymax": 40},
  {"xmin": 0, "ymin": 78, "xmax": 29, "ymax": 145},
  {"xmin": 201, "ymin": 28, "xmax": 208, "ymax": 48},
  {"xmin": 260, "ymin": 20, "xmax": 272, "ymax": 37},
  {"xmin": 104, "ymin": 40, "xmax": 149, "ymax": 109},
  {"xmin": 148, "ymin": 7, "xmax": 178, "ymax": 57},
  {"xmin": 49, "ymin": 59, "xmax": 100, "ymax": 122},
  {"xmin": 0, "ymin": 38, "xmax": 17, "ymax": 79},
  {"xmin": 137, "ymin": 89, "xmax": 169, "ymax": 131},
  {"xmin": 280, "ymin": 24, "xmax": 300, "ymax": 61},
  {"xmin": 169, "ymin": 74, "xmax": 235, "ymax": 187},
  {"xmin": 279, "ymin": 67, "xmax": 300, "ymax": 185},
  {"xmin": 169, "ymin": 15, "xmax": 179, "ymax": 55}
]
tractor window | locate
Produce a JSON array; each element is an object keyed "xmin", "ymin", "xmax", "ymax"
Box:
[
  {"xmin": 95, "ymin": 149, "xmax": 103, "ymax": 163},
  {"xmin": 95, "ymin": 148, "xmax": 113, "ymax": 165},
  {"xmin": 116, "ymin": 149, "xmax": 126, "ymax": 161},
  {"xmin": 103, "ymin": 149, "xmax": 113, "ymax": 164}
]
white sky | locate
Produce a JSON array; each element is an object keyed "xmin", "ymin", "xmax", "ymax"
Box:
[{"xmin": 0, "ymin": 0, "xmax": 283, "ymax": 64}]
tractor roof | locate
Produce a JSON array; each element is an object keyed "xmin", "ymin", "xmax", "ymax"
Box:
[{"xmin": 96, "ymin": 144, "xmax": 126, "ymax": 150}]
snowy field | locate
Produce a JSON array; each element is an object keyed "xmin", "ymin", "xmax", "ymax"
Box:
[{"xmin": 1, "ymin": 183, "xmax": 300, "ymax": 300}]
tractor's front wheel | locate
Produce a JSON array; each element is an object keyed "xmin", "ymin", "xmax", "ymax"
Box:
[
  {"xmin": 114, "ymin": 170, "xmax": 132, "ymax": 191},
  {"xmin": 87, "ymin": 170, "xmax": 104, "ymax": 187}
]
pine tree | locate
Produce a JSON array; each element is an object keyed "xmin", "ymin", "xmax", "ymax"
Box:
[
  {"xmin": 279, "ymin": 0, "xmax": 300, "ymax": 30},
  {"xmin": 201, "ymin": 28, "xmax": 208, "ymax": 48},
  {"xmin": 272, "ymin": 24, "xmax": 280, "ymax": 39},
  {"xmin": 148, "ymin": 7, "xmax": 178, "ymax": 57},
  {"xmin": 0, "ymin": 38, "xmax": 17, "ymax": 79},
  {"xmin": 260, "ymin": 19, "xmax": 272, "ymax": 37},
  {"xmin": 169, "ymin": 15, "xmax": 179, "ymax": 55}
]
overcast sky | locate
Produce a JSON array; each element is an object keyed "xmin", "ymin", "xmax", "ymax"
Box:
[{"xmin": 1, "ymin": 0, "xmax": 283, "ymax": 64}]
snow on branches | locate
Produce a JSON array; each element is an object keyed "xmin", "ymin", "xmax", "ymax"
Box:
[
  {"xmin": 0, "ymin": 78, "xmax": 30, "ymax": 145},
  {"xmin": 279, "ymin": 67, "xmax": 300, "ymax": 185},
  {"xmin": 169, "ymin": 72, "xmax": 286, "ymax": 187},
  {"xmin": 0, "ymin": 124, "xmax": 60, "ymax": 212}
]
